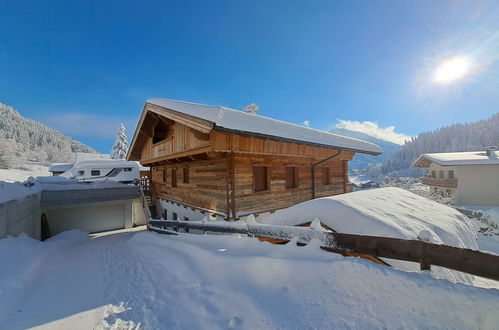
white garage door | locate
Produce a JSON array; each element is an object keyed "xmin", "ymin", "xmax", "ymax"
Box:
[{"xmin": 47, "ymin": 204, "xmax": 126, "ymax": 235}]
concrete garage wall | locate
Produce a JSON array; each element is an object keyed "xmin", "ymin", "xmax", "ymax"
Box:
[
  {"xmin": 43, "ymin": 198, "xmax": 147, "ymax": 236},
  {"xmin": 1, "ymin": 186, "xmax": 147, "ymax": 240},
  {"xmin": 0, "ymin": 194, "xmax": 42, "ymax": 240}
]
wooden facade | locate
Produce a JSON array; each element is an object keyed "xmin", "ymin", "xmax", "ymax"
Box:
[{"xmin": 129, "ymin": 101, "xmax": 373, "ymax": 220}]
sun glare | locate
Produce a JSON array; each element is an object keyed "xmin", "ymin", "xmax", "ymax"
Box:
[{"xmin": 434, "ymin": 56, "xmax": 471, "ymax": 83}]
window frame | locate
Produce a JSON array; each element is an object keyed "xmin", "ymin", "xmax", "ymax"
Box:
[
  {"xmin": 439, "ymin": 170, "xmax": 444, "ymax": 179},
  {"xmin": 285, "ymin": 166, "xmax": 298, "ymax": 189},
  {"xmin": 322, "ymin": 167, "xmax": 331, "ymax": 185},
  {"xmin": 183, "ymin": 168, "xmax": 189, "ymax": 184},
  {"xmin": 253, "ymin": 166, "xmax": 269, "ymax": 192},
  {"xmin": 448, "ymin": 170, "xmax": 454, "ymax": 179},
  {"xmin": 171, "ymin": 168, "xmax": 177, "ymax": 187}
]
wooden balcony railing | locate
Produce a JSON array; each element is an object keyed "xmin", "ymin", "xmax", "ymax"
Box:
[{"xmin": 420, "ymin": 177, "xmax": 457, "ymax": 188}]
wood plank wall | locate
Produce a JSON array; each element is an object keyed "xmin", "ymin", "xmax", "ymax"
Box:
[
  {"xmin": 233, "ymin": 154, "xmax": 347, "ymax": 214},
  {"xmin": 151, "ymin": 156, "xmax": 228, "ymax": 213},
  {"xmin": 150, "ymin": 152, "xmax": 349, "ymax": 218}
]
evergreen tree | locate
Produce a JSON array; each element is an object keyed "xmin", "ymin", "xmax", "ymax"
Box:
[{"xmin": 111, "ymin": 123, "xmax": 129, "ymax": 159}]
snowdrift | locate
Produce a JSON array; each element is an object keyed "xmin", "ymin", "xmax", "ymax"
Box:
[{"xmin": 260, "ymin": 187, "xmax": 479, "ymax": 284}]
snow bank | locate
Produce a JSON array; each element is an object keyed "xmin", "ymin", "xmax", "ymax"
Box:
[
  {"xmin": 0, "ymin": 230, "xmax": 88, "ymax": 319},
  {"xmin": 260, "ymin": 187, "xmax": 479, "ymax": 284},
  {"xmin": 121, "ymin": 232, "xmax": 498, "ymax": 329},
  {"xmin": 1, "ymin": 230, "xmax": 498, "ymax": 329},
  {"xmin": 0, "ymin": 178, "xmax": 130, "ymax": 203}
]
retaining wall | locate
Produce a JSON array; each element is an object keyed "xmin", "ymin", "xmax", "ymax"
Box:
[{"xmin": 0, "ymin": 193, "xmax": 42, "ymax": 239}]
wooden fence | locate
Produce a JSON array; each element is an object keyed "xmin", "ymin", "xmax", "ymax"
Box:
[{"xmin": 148, "ymin": 219, "xmax": 499, "ymax": 281}]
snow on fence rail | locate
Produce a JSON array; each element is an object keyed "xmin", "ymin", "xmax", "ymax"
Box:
[{"xmin": 148, "ymin": 219, "xmax": 499, "ymax": 281}]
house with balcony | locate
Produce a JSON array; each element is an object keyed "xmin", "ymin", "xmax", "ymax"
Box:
[
  {"xmin": 412, "ymin": 147, "xmax": 499, "ymax": 206},
  {"xmin": 127, "ymin": 98, "xmax": 382, "ymax": 221}
]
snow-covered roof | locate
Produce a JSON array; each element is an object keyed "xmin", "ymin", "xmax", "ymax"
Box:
[
  {"xmin": 145, "ymin": 98, "xmax": 382, "ymax": 155},
  {"xmin": 73, "ymin": 159, "xmax": 138, "ymax": 168},
  {"xmin": 412, "ymin": 150, "xmax": 499, "ymax": 167},
  {"xmin": 48, "ymin": 163, "xmax": 73, "ymax": 172}
]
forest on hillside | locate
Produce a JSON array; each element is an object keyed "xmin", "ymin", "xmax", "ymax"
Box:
[
  {"xmin": 381, "ymin": 113, "xmax": 499, "ymax": 177},
  {"xmin": 0, "ymin": 103, "xmax": 95, "ymax": 168}
]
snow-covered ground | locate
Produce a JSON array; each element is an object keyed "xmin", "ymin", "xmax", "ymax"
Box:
[
  {"xmin": 0, "ymin": 162, "xmax": 50, "ymax": 183},
  {"xmin": 261, "ymin": 187, "xmax": 479, "ymax": 285},
  {"xmin": 1, "ymin": 229, "xmax": 498, "ymax": 330}
]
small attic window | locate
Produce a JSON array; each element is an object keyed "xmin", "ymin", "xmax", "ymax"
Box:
[{"xmin": 153, "ymin": 120, "xmax": 168, "ymax": 144}]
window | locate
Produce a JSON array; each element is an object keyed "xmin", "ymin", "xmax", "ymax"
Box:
[
  {"xmin": 322, "ymin": 167, "xmax": 330, "ymax": 185},
  {"xmin": 153, "ymin": 121, "xmax": 168, "ymax": 144},
  {"xmin": 446, "ymin": 189, "xmax": 452, "ymax": 195},
  {"xmin": 448, "ymin": 170, "xmax": 454, "ymax": 179},
  {"xmin": 163, "ymin": 209, "xmax": 167, "ymax": 220},
  {"xmin": 253, "ymin": 166, "xmax": 268, "ymax": 192},
  {"xmin": 124, "ymin": 167, "xmax": 132, "ymax": 172},
  {"xmin": 162, "ymin": 169, "xmax": 167, "ymax": 182},
  {"xmin": 171, "ymin": 169, "xmax": 177, "ymax": 187},
  {"xmin": 78, "ymin": 170, "xmax": 84, "ymax": 177},
  {"xmin": 431, "ymin": 170, "xmax": 436, "ymax": 178},
  {"xmin": 172, "ymin": 212, "xmax": 178, "ymax": 220},
  {"xmin": 183, "ymin": 168, "xmax": 189, "ymax": 184},
  {"xmin": 439, "ymin": 170, "xmax": 444, "ymax": 179},
  {"xmin": 285, "ymin": 167, "xmax": 298, "ymax": 189},
  {"xmin": 91, "ymin": 170, "xmax": 100, "ymax": 176}
]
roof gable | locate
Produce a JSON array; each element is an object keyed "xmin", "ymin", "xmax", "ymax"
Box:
[{"xmin": 128, "ymin": 98, "xmax": 383, "ymax": 159}]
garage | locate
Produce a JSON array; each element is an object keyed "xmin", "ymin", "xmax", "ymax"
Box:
[{"xmin": 46, "ymin": 202, "xmax": 128, "ymax": 236}]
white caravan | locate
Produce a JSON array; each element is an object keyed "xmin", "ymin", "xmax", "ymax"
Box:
[{"xmin": 62, "ymin": 159, "xmax": 140, "ymax": 183}]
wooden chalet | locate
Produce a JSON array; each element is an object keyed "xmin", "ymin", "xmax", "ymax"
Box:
[{"xmin": 128, "ymin": 98, "xmax": 382, "ymax": 221}]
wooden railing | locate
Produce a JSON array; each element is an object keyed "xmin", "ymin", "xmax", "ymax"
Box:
[
  {"xmin": 149, "ymin": 219, "xmax": 499, "ymax": 281},
  {"xmin": 420, "ymin": 177, "xmax": 458, "ymax": 188}
]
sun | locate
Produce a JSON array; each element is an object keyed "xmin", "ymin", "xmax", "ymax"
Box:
[{"xmin": 434, "ymin": 56, "xmax": 471, "ymax": 83}]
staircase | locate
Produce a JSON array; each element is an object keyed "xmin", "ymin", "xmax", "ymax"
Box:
[{"xmin": 143, "ymin": 190, "xmax": 159, "ymax": 219}]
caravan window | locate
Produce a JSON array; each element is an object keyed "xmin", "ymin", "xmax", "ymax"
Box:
[
  {"xmin": 91, "ymin": 170, "xmax": 100, "ymax": 176},
  {"xmin": 124, "ymin": 167, "xmax": 132, "ymax": 172},
  {"xmin": 78, "ymin": 171, "xmax": 84, "ymax": 177}
]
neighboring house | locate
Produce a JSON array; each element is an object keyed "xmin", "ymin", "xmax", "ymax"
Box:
[
  {"xmin": 127, "ymin": 98, "xmax": 382, "ymax": 221},
  {"xmin": 412, "ymin": 147, "xmax": 499, "ymax": 206}
]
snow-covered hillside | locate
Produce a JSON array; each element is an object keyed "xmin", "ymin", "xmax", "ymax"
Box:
[
  {"xmin": 330, "ymin": 128, "xmax": 400, "ymax": 170},
  {"xmin": 381, "ymin": 112, "xmax": 499, "ymax": 176},
  {"xmin": 0, "ymin": 229, "xmax": 498, "ymax": 329},
  {"xmin": 0, "ymin": 103, "xmax": 95, "ymax": 167},
  {"xmin": 0, "ymin": 162, "xmax": 50, "ymax": 183}
]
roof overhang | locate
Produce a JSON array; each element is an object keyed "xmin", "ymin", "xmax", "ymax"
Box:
[{"xmin": 128, "ymin": 99, "xmax": 383, "ymax": 160}]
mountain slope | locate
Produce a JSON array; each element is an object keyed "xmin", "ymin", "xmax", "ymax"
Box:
[
  {"xmin": 330, "ymin": 128, "xmax": 400, "ymax": 170},
  {"xmin": 381, "ymin": 113, "xmax": 499, "ymax": 176},
  {"xmin": 0, "ymin": 103, "xmax": 95, "ymax": 167}
]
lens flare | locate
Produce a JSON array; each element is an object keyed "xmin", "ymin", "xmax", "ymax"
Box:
[{"xmin": 434, "ymin": 56, "xmax": 471, "ymax": 83}]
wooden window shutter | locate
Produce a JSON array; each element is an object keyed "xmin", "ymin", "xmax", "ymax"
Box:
[
  {"xmin": 322, "ymin": 167, "xmax": 330, "ymax": 185},
  {"xmin": 253, "ymin": 166, "xmax": 268, "ymax": 192},
  {"xmin": 285, "ymin": 167, "xmax": 298, "ymax": 189},
  {"xmin": 171, "ymin": 169, "xmax": 177, "ymax": 187}
]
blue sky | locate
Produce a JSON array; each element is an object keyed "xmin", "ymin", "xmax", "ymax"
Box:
[{"xmin": 1, "ymin": 0, "xmax": 498, "ymax": 153}]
